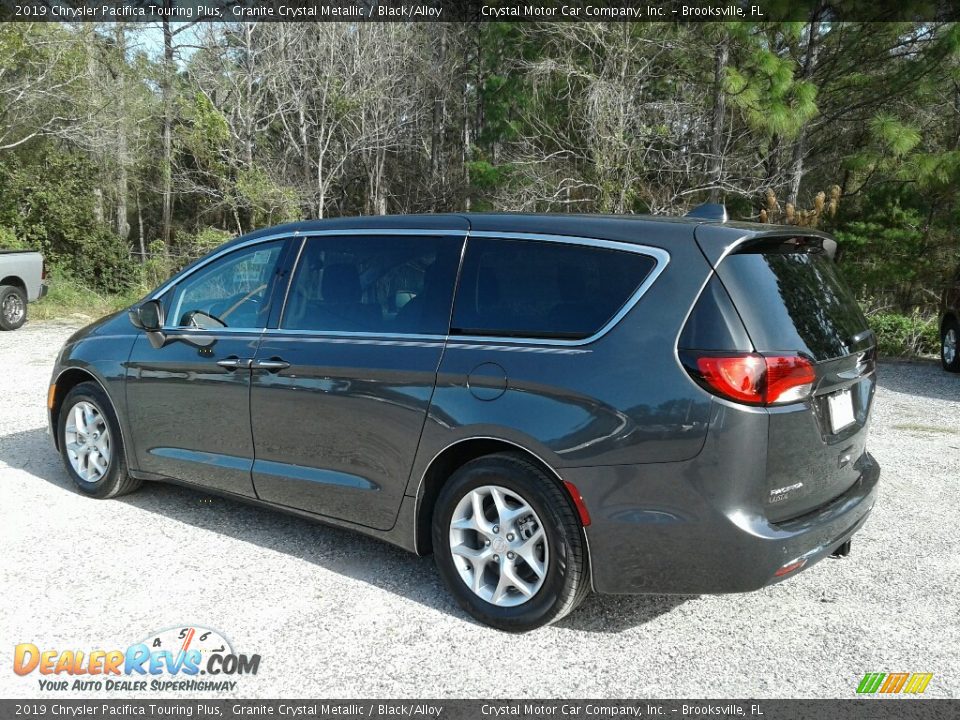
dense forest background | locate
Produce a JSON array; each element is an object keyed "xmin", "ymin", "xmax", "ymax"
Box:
[{"xmin": 1, "ymin": 19, "xmax": 959, "ymax": 353}]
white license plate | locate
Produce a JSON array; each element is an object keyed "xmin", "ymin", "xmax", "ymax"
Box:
[{"xmin": 828, "ymin": 389, "xmax": 856, "ymax": 433}]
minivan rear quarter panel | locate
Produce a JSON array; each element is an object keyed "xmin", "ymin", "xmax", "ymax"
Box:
[{"xmin": 409, "ymin": 220, "xmax": 718, "ymax": 489}]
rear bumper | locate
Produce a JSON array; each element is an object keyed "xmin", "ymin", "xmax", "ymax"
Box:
[
  {"xmin": 570, "ymin": 452, "xmax": 880, "ymax": 595},
  {"xmin": 36, "ymin": 283, "xmax": 48, "ymax": 301}
]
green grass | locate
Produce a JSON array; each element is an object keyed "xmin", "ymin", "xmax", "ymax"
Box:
[{"xmin": 30, "ymin": 274, "xmax": 146, "ymax": 323}]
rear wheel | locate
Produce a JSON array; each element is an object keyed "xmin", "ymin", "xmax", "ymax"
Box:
[
  {"xmin": 432, "ymin": 453, "xmax": 590, "ymax": 632},
  {"xmin": 942, "ymin": 317, "xmax": 960, "ymax": 373},
  {"xmin": 0, "ymin": 285, "xmax": 27, "ymax": 331},
  {"xmin": 57, "ymin": 382, "xmax": 142, "ymax": 498}
]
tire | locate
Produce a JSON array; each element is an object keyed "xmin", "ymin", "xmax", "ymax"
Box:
[
  {"xmin": 57, "ymin": 382, "xmax": 142, "ymax": 499},
  {"xmin": 0, "ymin": 284, "xmax": 27, "ymax": 331},
  {"xmin": 432, "ymin": 453, "xmax": 591, "ymax": 632},
  {"xmin": 942, "ymin": 317, "xmax": 960, "ymax": 373}
]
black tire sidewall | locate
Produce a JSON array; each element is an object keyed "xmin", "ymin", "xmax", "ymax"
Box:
[
  {"xmin": 942, "ymin": 318, "xmax": 960, "ymax": 372},
  {"xmin": 433, "ymin": 458, "xmax": 581, "ymax": 632},
  {"xmin": 57, "ymin": 384, "xmax": 125, "ymax": 498},
  {"xmin": 0, "ymin": 285, "xmax": 27, "ymax": 331}
]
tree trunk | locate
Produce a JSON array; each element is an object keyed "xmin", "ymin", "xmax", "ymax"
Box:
[
  {"xmin": 707, "ymin": 33, "xmax": 729, "ymax": 203},
  {"xmin": 161, "ymin": 15, "xmax": 174, "ymax": 252},
  {"xmin": 430, "ymin": 27, "xmax": 447, "ymax": 211},
  {"xmin": 787, "ymin": 13, "xmax": 822, "ymax": 207},
  {"xmin": 136, "ymin": 189, "xmax": 146, "ymax": 263},
  {"xmin": 115, "ymin": 25, "xmax": 130, "ymax": 241}
]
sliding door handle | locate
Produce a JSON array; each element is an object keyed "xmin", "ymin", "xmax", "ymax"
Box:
[
  {"xmin": 216, "ymin": 357, "xmax": 251, "ymax": 370},
  {"xmin": 252, "ymin": 358, "xmax": 290, "ymax": 372}
]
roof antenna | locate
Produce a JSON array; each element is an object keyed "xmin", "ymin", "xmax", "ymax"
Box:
[{"xmin": 685, "ymin": 203, "xmax": 728, "ymax": 222}]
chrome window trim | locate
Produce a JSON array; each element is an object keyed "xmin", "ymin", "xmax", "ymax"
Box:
[
  {"xmin": 149, "ymin": 228, "xmax": 468, "ymax": 302},
  {"xmin": 148, "ymin": 227, "xmax": 669, "ymax": 346}
]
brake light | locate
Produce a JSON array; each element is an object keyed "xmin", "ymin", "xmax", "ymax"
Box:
[
  {"xmin": 683, "ymin": 352, "xmax": 815, "ymax": 406},
  {"xmin": 41, "ymin": 260, "xmax": 47, "ymax": 281},
  {"xmin": 764, "ymin": 355, "xmax": 816, "ymax": 404}
]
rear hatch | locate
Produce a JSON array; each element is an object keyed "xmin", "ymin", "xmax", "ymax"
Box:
[{"xmin": 692, "ymin": 234, "xmax": 877, "ymax": 522}]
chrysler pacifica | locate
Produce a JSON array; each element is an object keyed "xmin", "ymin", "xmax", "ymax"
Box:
[{"xmin": 48, "ymin": 211, "xmax": 880, "ymax": 631}]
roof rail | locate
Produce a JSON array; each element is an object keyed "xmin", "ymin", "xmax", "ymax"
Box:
[{"xmin": 685, "ymin": 202, "xmax": 728, "ymax": 223}]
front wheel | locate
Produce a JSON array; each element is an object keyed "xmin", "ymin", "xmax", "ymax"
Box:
[
  {"xmin": 942, "ymin": 318, "xmax": 960, "ymax": 373},
  {"xmin": 57, "ymin": 382, "xmax": 142, "ymax": 498},
  {"xmin": 432, "ymin": 453, "xmax": 590, "ymax": 632},
  {"xmin": 0, "ymin": 285, "xmax": 27, "ymax": 331}
]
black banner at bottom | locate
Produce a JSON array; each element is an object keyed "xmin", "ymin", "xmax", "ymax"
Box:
[{"xmin": 0, "ymin": 700, "xmax": 955, "ymax": 720}]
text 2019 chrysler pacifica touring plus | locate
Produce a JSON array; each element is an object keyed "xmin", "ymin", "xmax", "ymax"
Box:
[{"xmin": 48, "ymin": 211, "xmax": 880, "ymax": 631}]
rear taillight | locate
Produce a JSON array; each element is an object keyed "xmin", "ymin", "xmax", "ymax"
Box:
[
  {"xmin": 41, "ymin": 260, "xmax": 47, "ymax": 281},
  {"xmin": 764, "ymin": 355, "xmax": 817, "ymax": 404},
  {"xmin": 682, "ymin": 352, "xmax": 816, "ymax": 406}
]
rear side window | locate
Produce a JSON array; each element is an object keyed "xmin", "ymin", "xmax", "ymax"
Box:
[
  {"xmin": 451, "ymin": 237, "xmax": 657, "ymax": 340},
  {"xmin": 717, "ymin": 239, "xmax": 869, "ymax": 361}
]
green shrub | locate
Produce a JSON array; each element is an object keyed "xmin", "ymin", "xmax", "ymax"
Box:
[
  {"xmin": 867, "ymin": 310, "xmax": 939, "ymax": 357},
  {"xmin": 31, "ymin": 267, "xmax": 146, "ymax": 322},
  {"xmin": 176, "ymin": 226, "xmax": 234, "ymax": 261},
  {"xmin": 0, "ymin": 226, "xmax": 25, "ymax": 249},
  {"xmin": 142, "ymin": 239, "xmax": 173, "ymax": 289},
  {"xmin": 63, "ymin": 226, "xmax": 142, "ymax": 295},
  {"xmin": 0, "ymin": 147, "xmax": 141, "ymax": 293}
]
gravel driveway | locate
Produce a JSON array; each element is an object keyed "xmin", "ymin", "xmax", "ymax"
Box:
[{"xmin": 1, "ymin": 320, "xmax": 958, "ymax": 699}]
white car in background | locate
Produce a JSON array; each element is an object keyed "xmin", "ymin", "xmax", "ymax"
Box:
[{"xmin": 0, "ymin": 250, "xmax": 47, "ymax": 330}]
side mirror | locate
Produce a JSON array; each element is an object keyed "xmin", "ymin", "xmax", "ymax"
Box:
[{"xmin": 129, "ymin": 300, "xmax": 165, "ymax": 331}]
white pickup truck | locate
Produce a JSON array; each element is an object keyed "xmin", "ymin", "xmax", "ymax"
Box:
[{"xmin": 0, "ymin": 250, "xmax": 47, "ymax": 330}]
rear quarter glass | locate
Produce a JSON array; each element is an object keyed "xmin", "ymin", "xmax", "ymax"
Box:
[
  {"xmin": 716, "ymin": 242, "xmax": 870, "ymax": 361},
  {"xmin": 678, "ymin": 275, "xmax": 753, "ymax": 352},
  {"xmin": 450, "ymin": 237, "xmax": 657, "ymax": 339}
]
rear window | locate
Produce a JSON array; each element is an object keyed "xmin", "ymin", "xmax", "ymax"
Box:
[
  {"xmin": 717, "ymin": 240, "xmax": 869, "ymax": 361},
  {"xmin": 451, "ymin": 237, "xmax": 657, "ymax": 340}
]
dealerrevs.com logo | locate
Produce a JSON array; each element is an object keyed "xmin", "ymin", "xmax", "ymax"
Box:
[{"xmin": 14, "ymin": 626, "xmax": 260, "ymax": 693}]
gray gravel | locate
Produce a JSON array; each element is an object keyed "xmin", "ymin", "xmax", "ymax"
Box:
[{"xmin": 1, "ymin": 320, "xmax": 958, "ymax": 699}]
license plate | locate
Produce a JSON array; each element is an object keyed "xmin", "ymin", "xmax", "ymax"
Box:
[{"xmin": 828, "ymin": 389, "xmax": 856, "ymax": 433}]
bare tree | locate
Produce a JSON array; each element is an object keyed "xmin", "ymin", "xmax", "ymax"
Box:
[{"xmin": 0, "ymin": 24, "xmax": 83, "ymax": 151}]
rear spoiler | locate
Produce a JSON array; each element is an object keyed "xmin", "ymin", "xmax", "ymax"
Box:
[{"xmin": 693, "ymin": 224, "xmax": 838, "ymax": 267}]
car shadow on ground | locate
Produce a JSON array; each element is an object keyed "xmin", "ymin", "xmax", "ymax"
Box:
[{"xmin": 2, "ymin": 426, "xmax": 688, "ymax": 634}]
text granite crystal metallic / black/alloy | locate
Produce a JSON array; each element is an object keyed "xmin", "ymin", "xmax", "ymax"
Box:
[{"xmin": 46, "ymin": 209, "xmax": 880, "ymax": 632}]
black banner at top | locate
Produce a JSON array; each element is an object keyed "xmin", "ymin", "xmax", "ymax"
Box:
[{"xmin": 1, "ymin": 0, "xmax": 959, "ymax": 23}]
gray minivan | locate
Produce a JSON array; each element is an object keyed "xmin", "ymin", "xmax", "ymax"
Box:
[{"xmin": 48, "ymin": 211, "xmax": 879, "ymax": 631}]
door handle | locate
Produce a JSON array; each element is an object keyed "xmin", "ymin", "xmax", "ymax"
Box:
[
  {"xmin": 252, "ymin": 358, "xmax": 290, "ymax": 372},
  {"xmin": 216, "ymin": 357, "xmax": 252, "ymax": 370}
]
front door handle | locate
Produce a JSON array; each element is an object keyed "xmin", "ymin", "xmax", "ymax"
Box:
[
  {"xmin": 252, "ymin": 358, "xmax": 290, "ymax": 372},
  {"xmin": 216, "ymin": 357, "xmax": 252, "ymax": 370}
]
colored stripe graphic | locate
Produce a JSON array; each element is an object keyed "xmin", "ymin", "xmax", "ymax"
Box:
[
  {"xmin": 857, "ymin": 672, "xmax": 932, "ymax": 694},
  {"xmin": 880, "ymin": 673, "xmax": 909, "ymax": 693},
  {"xmin": 857, "ymin": 673, "xmax": 886, "ymax": 694},
  {"xmin": 903, "ymin": 674, "xmax": 934, "ymax": 694}
]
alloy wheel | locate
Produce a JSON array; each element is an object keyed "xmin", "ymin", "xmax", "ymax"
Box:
[
  {"xmin": 64, "ymin": 401, "xmax": 112, "ymax": 483},
  {"xmin": 448, "ymin": 485, "xmax": 549, "ymax": 607}
]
